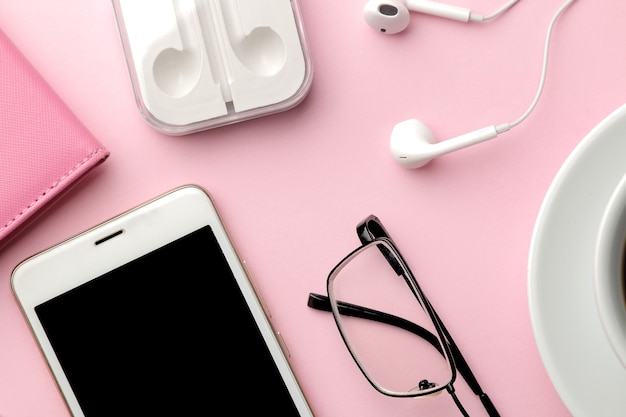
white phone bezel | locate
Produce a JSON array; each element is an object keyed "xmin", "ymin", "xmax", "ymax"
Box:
[{"xmin": 11, "ymin": 185, "xmax": 315, "ymax": 417}]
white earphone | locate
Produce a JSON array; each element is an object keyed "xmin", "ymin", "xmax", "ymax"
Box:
[
  {"xmin": 390, "ymin": 121, "xmax": 510, "ymax": 168},
  {"xmin": 382, "ymin": 0, "xmax": 578, "ymax": 168},
  {"xmin": 363, "ymin": 0, "xmax": 522, "ymax": 34}
]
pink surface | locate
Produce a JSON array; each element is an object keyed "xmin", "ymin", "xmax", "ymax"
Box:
[{"xmin": 0, "ymin": 1, "xmax": 624, "ymax": 416}]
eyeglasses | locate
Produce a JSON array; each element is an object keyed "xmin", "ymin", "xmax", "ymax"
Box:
[{"xmin": 307, "ymin": 215, "xmax": 500, "ymax": 417}]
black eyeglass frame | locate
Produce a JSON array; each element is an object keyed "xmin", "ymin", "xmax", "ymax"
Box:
[
  {"xmin": 327, "ymin": 237, "xmax": 456, "ymax": 397},
  {"xmin": 308, "ymin": 215, "xmax": 500, "ymax": 417}
]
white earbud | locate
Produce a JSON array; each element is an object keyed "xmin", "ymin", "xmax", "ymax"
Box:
[
  {"xmin": 363, "ymin": 0, "xmax": 523, "ymax": 34},
  {"xmin": 363, "ymin": 0, "xmax": 475, "ymax": 34},
  {"xmin": 390, "ymin": 119, "xmax": 508, "ymax": 168}
]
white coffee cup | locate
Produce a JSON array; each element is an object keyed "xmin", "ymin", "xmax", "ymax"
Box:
[{"xmin": 594, "ymin": 171, "xmax": 626, "ymax": 368}]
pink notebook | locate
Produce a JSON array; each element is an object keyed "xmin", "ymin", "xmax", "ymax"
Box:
[{"xmin": 0, "ymin": 29, "xmax": 110, "ymax": 249}]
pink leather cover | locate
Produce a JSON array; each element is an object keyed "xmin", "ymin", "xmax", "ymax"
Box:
[{"xmin": 0, "ymin": 29, "xmax": 110, "ymax": 248}]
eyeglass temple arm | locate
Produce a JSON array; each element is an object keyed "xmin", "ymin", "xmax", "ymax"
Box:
[
  {"xmin": 307, "ymin": 292, "xmax": 444, "ymax": 354},
  {"xmin": 307, "ymin": 293, "xmax": 500, "ymax": 417},
  {"xmin": 428, "ymin": 304, "xmax": 500, "ymax": 417}
]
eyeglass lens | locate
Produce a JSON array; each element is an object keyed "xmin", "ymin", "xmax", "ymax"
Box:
[{"xmin": 328, "ymin": 241, "xmax": 455, "ymax": 397}]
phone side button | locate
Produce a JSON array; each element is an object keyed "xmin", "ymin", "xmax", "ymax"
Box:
[{"xmin": 276, "ymin": 332, "xmax": 291, "ymax": 358}]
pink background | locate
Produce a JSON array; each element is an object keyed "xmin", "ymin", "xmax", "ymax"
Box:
[{"xmin": 0, "ymin": 0, "xmax": 625, "ymax": 416}]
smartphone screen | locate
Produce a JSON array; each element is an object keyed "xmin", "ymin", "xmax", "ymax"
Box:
[{"xmin": 34, "ymin": 224, "xmax": 300, "ymax": 416}]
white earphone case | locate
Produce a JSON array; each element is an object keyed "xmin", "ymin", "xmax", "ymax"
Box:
[{"xmin": 113, "ymin": 0, "xmax": 313, "ymax": 135}]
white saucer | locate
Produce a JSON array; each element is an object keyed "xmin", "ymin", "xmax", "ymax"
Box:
[{"xmin": 529, "ymin": 104, "xmax": 626, "ymax": 416}]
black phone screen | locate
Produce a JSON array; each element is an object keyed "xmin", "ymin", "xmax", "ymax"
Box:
[{"xmin": 35, "ymin": 225, "xmax": 300, "ymax": 416}]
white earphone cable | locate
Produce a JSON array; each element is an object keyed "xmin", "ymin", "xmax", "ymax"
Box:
[
  {"xmin": 499, "ymin": 0, "xmax": 577, "ymax": 132},
  {"xmin": 479, "ymin": 0, "xmax": 522, "ymax": 21}
]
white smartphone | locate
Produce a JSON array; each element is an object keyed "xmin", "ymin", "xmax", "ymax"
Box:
[{"xmin": 12, "ymin": 185, "xmax": 315, "ymax": 417}]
